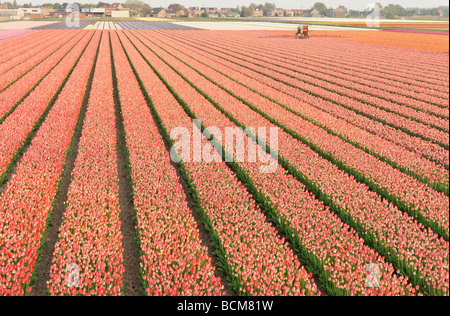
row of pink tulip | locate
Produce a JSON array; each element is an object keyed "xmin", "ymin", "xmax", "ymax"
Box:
[
  {"xmin": 256, "ymin": 34, "xmax": 448, "ymax": 96},
  {"xmin": 0, "ymin": 30, "xmax": 33, "ymax": 41},
  {"xmin": 0, "ymin": 31, "xmax": 38, "ymax": 59},
  {"xmin": 48, "ymin": 31, "xmax": 125, "ymax": 296},
  {"xmin": 0, "ymin": 31, "xmax": 64, "ymax": 76},
  {"xmin": 252, "ymin": 57, "xmax": 448, "ymax": 129},
  {"xmin": 181, "ymin": 34, "xmax": 449, "ymax": 146},
  {"xmin": 196, "ymin": 33, "xmax": 448, "ymax": 113},
  {"xmin": 0, "ymin": 30, "xmax": 82, "ymax": 92},
  {"xmin": 110, "ymin": 31, "xmax": 224, "ymax": 296},
  {"xmin": 260, "ymin": 38, "xmax": 448, "ymax": 112},
  {"xmin": 169, "ymin": 32, "xmax": 448, "ymax": 166},
  {"xmin": 147, "ymin": 30, "xmax": 449, "ymax": 237},
  {"xmin": 226, "ymin": 32, "xmax": 449, "ymax": 104},
  {"xmin": 287, "ymin": 35, "xmax": 449, "ymax": 86},
  {"xmin": 0, "ymin": 30, "xmax": 38, "ymax": 49},
  {"xmin": 0, "ymin": 31, "xmax": 84, "ymax": 121},
  {"xmin": 0, "ymin": 31, "xmax": 91, "ymax": 180},
  {"xmin": 154, "ymin": 30, "xmax": 450, "ymax": 177},
  {"xmin": 126, "ymin": 30, "xmax": 419, "ymax": 296},
  {"xmin": 0, "ymin": 30, "xmax": 55, "ymax": 65},
  {"xmin": 120, "ymin": 30, "xmax": 320, "ymax": 296},
  {"xmin": 240, "ymin": 32, "xmax": 448, "ymax": 88},
  {"xmin": 131, "ymin": 30, "xmax": 449, "ymax": 295},
  {"xmin": 0, "ymin": 29, "xmax": 38, "ymax": 45},
  {"xmin": 0, "ymin": 30, "xmax": 99, "ymax": 296},
  {"xmin": 154, "ymin": 30, "xmax": 450, "ymax": 193}
]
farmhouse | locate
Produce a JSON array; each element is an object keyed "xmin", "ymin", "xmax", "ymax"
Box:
[
  {"xmin": 309, "ymin": 8, "xmax": 321, "ymax": 17},
  {"xmin": 20, "ymin": 7, "xmax": 43, "ymax": 19},
  {"xmin": 165, "ymin": 9, "xmax": 177, "ymax": 17},
  {"xmin": 150, "ymin": 7, "xmax": 166, "ymax": 18},
  {"xmin": 252, "ymin": 9, "xmax": 264, "ymax": 17}
]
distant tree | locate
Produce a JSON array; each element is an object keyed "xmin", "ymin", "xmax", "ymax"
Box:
[
  {"xmin": 124, "ymin": 0, "xmax": 148, "ymax": 10},
  {"xmin": 337, "ymin": 5, "xmax": 348, "ymax": 14},
  {"xmin": 124, "ymin": 0, "xmax": 152, "ymax": 17},
  {"xmin": 384, "ymin": 4, "xmax": 406, "ymax": 16},
  {"xmin": 168, "ymin": 3, "xmax": 185, "ymax": 13},
  {"xmin": 348, "ymin": 10, "xmax": 361, "ymax": 17},
  {"xmin": 3, "ymin": 0, "xmax": 14, "ymax": 7},
  {"xmin": 405, "ymin": 7, "xmax": 419, "ymax": 16},
  {"xmin": 439, "ymin": 6, "xmax": 449, "ymax": 17},
  {"xmin": 430, "ymin": 8, "xmax": 442, "ymax": 16},
  {"xmin": 141, "ymin": 3, "xmax": 151, "ymax": 16},
  {"xmin": 240, "ymin": 5, "xmax": 254, "ymax": 17},
  {"xmin": 264, "ymin": 2, "xmax": 276, "ymax": 11},
  {"xmin": 313, "ymin": 2, "xmax": 327, "ymax": 15},
  {"xmin": 385, "ymin": 10, "xmax": 396, "ymax": 19}
]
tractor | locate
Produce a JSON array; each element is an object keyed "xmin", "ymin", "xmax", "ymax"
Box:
[{"xmin": 296, "ymin": 25, "xmax": 311, "ymax": 39}]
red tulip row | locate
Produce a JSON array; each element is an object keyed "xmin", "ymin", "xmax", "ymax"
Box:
[
  {"xmin": 226, "ymin": 31, "xmax": 449, "ymax": 90},
  {"xmin": 287, "ymin": 35, "xmax": 449, "ymax": 86},
  {"xmin": 161, "ymin": 31, "xmax": 448, "ymax": 166},
  {"xmin": 209, "ymin": 34, "xmax": 449, "ymax": 106},
  {"xmin": 129, "ymin": 30, "xmax": 449, "ymax": 295},
  {"xmin": 188, "ymin": 32, "xmax": 449, "ymax": 113},
  {"xmin": 47, "ymin": 31, "xmax": 125, "ymax": 296},
  {"xmin": 171, "ymin": 33, "xmax": 449, "ymax": 147},
  {"xmin": 0, "ymin": 31, "xmax": 66, "ymax": 76},
  {"xmin": 110, "ymin": 31, "xmax": 224, "ymax": 296},
  {"xmin": 0, "ymin": 30, "xmax": 54, "ymax": 64},
  {"xmin": 144, "ymin": 30, "xmax": 449, "ymax": 238},
  {"xmin": 0, "ymin": 30, "xmax": 51, "ymax": 63},
  {"xmin": 245, "ymin": 51, "xmax": 448, "ymax": 129},
  {"xmin": 148, "ymin": 30, "xmax": 449, "ymax": 195},
  {"xmin": 0, "ymin": 30, "xmax": 100, "ymax": 296},
  {"xmin": 0, "ymin": 30, "xmax": 85, "ymax": 121},
  {"xmin": 0, "ymin": 30, "xmax": 82, "ymax": 92},
  {"xmin": 123, "ymin": 30, "xmax": 419, "ymax": 296},
  {"xmin": 286, "ymin": 35, "xmax": 448, "ymax": 100},
  {"xmin": 119, "ymin": 30, "xmax": 320, "ymax": 296},
  {"xmin": 267, "ymin": 40, "xmax": 448, "ymax": 113},
  {"xmin": 0, "ymin": 30, "xmax": 35, "ymax": 43},
  {"xmin": 0, "ymin": 31, "xmax": 92, "ymax": 183}
]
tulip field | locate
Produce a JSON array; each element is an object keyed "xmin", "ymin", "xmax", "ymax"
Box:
[{"xmin": 0, "ymin": 27, "xmax": 448, "ymax": 296}]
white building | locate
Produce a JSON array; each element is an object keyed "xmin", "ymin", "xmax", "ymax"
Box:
[
  {"xmin": 0, "ymin": 9, "xmax": 24, "ymax": 20},
  {"xmin": 19, "ymin": 8, "xmax": 43, "ymax": 15},
  {"xmin": 90, "ymin": 7, "xmax": 105, "ymax": 16},
  {"xmin": 111, "ymin": 10, "xmax": 129, "ymax": 18}
]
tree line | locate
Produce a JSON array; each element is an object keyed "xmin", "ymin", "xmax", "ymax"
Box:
[{"xmin": 1, "ymin": 1, "xmax": 448, "ymax": 18}]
